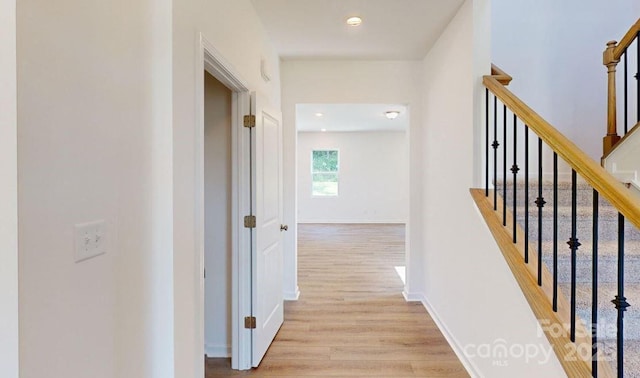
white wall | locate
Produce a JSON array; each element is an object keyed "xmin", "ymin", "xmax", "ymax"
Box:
[
  {"xmin": 420, "ymin": 1, "xmax": 565, "ymax": 376},
  {"xmin": 493, "ymin": 0, "xmax": 640, "ymax": 162},
  {"xmin": 17, "ymin": 0, "xmax": 174, "ymax": 377},
  {"xmin": 204, "ymin": 72, "xmax": 232, "ymax": 357},
  {"xmin": 172, "ymin": 0, "xmax": 282, "ymax": 375},
  {"xmin": 18, "ymin": 0, "xmax": 281, "ymax": 375},
  {"xmin": 281, "ymin": 59, "xmax": 423, "ymax": 300},
  {"xmin": 0, "ymin": 0, "xmax": 18, "ymax": 376},
  {"xmin": 297, "ymin": 131, "xmax": 408, "ymax": 223}
]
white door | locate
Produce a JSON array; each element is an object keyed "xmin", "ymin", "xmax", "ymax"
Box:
[{"xmin": 250, "ymin": 93, "xmax": 284, "ymax": 366}]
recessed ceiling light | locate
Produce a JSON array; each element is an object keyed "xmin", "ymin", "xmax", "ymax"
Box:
[
  {"xmin": 321, "ymin": 128, "xmax": 327, "ymax": 132},
  {"xmin": 346, "ymin": 16, "xmax": 362, "ymax": 26},
  {"xmin": 385, "ymin": 111, "xmax": 400, "ymax": 120},
  {"xmin": 315, "ymin": 112, "xmax": 324, "ymax": 117}
]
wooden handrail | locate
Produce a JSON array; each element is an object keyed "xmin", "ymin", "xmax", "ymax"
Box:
[
  {"xmin": 491, "ymin": 64, "xmax": 512, "ymax": 86},
  {"xmin": 484, "ymin": 74, "xmax": 640, "ymax": 231},
  {"xmin": 613, "ymin": 18, "xmax": 640, "ymax": 60}
]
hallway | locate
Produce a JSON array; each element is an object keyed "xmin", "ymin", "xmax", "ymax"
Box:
[{"xmin": 206, "ymin": 224, "xmax": 468, "ymax": 377}]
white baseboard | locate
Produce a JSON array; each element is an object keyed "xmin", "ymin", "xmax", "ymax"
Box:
[
  {"xmin": 411, "ymin": 293, "xmax": 482, "ymax": 378},
  {"xmin": 205, "ymin": 344, "xmax": 231, "ymax": 358},
  {"xmin": 284, "ymin": 287, "xmax": 300, "ymax": 301},
  {"xmin": 402, "ymin": 290, "xmax": 423, "ymax": 302}
]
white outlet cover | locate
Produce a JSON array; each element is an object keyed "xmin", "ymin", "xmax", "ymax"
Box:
[{"xmin": 74, "ymin": 220, "xmax": 107, "ymax": 263}]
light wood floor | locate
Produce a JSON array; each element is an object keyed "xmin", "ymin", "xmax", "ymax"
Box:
[{"xmin": 206, "ymin": 224, "xmax": 469, "ymax": 377}]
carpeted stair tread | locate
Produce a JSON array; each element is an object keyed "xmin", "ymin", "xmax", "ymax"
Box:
[
  {"xmin": 558, "ymin": 283, "xmax": 640, "ymax": 339},
  {"xmin": 542, "ymin": 255, "xmax": 640, "ymax": 284},
  {"xmin": 496, "ymin": 179, "xmax": 594, "ymax": 190},
  {"xmin": 520, "ymin": 215, "xmax": 640, "ymax": 241},
  {"xmin": 495, "ymin": 181, "xmax": 640, "ymax": 376},
  {"xmin": 496, "ymin": 180, "xmax": 620, "ymax": 207},
  {"xmin": 540, "ymin": 240, "xmax": 640, "ymax": 258},
  {"xmin": 517, "ymin": 204, "xmax": 620, "ymax": 218}
]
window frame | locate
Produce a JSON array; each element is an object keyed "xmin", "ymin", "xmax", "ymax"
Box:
[{"xmin": 310, "ymin": 149, "xmax": 340, "ymax": 197}]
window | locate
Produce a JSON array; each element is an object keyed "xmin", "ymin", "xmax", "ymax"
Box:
[{"xmin": 311, "ymin": 150, "xmax": 339, "ymax": 196}]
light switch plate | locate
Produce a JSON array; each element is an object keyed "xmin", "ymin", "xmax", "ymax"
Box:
[{"xmin": 75, "ymin": 220, "xmax": 107, "ymax": 263}]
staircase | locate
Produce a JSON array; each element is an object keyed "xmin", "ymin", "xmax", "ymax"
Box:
[
  {"xmin": 479, "ymin": 17, "xmax": 640, "ymax": 378},
  {"xmin": 502, "ymin": 180, "xmax": 640, "ymax": 376}
]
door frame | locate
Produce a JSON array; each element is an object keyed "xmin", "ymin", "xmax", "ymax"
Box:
[
  {"xmin": 196, "ymin": 33, "xmax": 253, "ymax": 370},
  {"xmin": 0, "ymin": 0, "xmax": 19, "ymax": 375}
]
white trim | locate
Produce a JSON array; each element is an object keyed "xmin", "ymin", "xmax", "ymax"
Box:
[
  {"xmin": 607, "ymin": 168, "xmax": 640, "ymax": 194},
  {"xmin": 608, "ymin": 167, "xmax": 637, "ymax": 183},
  {"xmin": 0, "ymin": 0, "xmax": 18, "ymax": 375},
  {"xmin": 196, "ymin": 32, "xmax": 252, "ymax": 371},
  {"xmin": 401, "ymin": 291, "xmax": 423, "ymax": 302},
  {"xmin": 411, "ymin": 293, "xmax": 482, "ymax": 378},
  {"xmin": 205, "ymin": 344, "xmax": 232, "ymax": 358},
  {"xmin": 201, "ymin": 37, "xmax": 248, "ymax": 93},
  {"xmin": 283, "ymin": 288, "xmax": 300, "ymax": 301}
]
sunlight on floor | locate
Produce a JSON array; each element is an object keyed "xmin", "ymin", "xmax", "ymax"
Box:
[{"xmin": 394, "ymin": 266, "xmax": 406, "ymax": 284}]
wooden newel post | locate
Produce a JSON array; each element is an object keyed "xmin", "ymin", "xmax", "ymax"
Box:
[{"xmin": 603, "ymin": 40, "xmax": 621, "ymax": 156}]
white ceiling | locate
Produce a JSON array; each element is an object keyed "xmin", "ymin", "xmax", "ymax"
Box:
[
  {"xmin": 250, "ymin": 0, "xmax": 465, "ymax": 60},
  {"xmin": 296, "ymin": 104, "xmax": 408, "ymax": 133}
]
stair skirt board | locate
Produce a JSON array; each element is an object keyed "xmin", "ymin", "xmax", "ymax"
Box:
[
  {"xmin": 491, "ymin": 181, "xmax": 640, "ymax": 377},
  {"xmin": 472, "ymin": 189, "xmax": 616, "ymax": 377}
]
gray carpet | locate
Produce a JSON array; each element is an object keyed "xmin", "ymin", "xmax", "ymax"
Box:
[{"xmin": 499, "ymin": 180, "xmax": 640, "ymax": 377}]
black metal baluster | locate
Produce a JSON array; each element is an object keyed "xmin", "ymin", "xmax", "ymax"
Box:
[
  {"xmin": 553, "ymin": 152, "xmax": 558, "ymax": 312},
  {"xmin": 568, "ymin": 170, "xmax": 580, "ymax": 342},
  {"xmin": 486, "ymin": 89, "xmax": 490, "ymax": 196},
  {"xmin": 493, "ymin": 96, "xmax": 499, "ymax": 210},
  {"xmin": 613, "ymin": 213, "xmax": 629, "ymax": 378},
  {"xmin": 624, "ymin": 51, "xmax": 628, "ymax": 134},
  {"xmin": 503, "ymin": 105, "xmax": 507, "ymax": 226},
  {"xmin": 525, "ymin": 126, "xmax": 529, "ymax": 263},
  {"xmin": 535, "ymin": 138, "xmax": 545, "ymax": 286},
  {"xmin": 512, "ymin": 114, "xmax": 519, "ymax": 243},
  {"xmin": 592, "ymin": 190, "xmax": 599, "ymax": 377}
]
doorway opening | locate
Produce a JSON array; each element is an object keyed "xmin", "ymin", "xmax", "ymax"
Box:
[
  {"xmin": 196, "ymin": 34, "xmax": 252, "ymax": 373},
  {"xmin": 197, "ymin": 35, "xmax": 285, "ymax": 374},
  {"xmin": 203, "ymin": 72, "xmax": 233, "ymax": 360},
  {"xmin": 294, "ymin": 103, "xmax": 411, "ymax": 288}
]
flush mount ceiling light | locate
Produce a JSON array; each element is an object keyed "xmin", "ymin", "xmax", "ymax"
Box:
[
  {"xmin": 315, "ymin": 112, "xmax": 324, "ymax": 117},
  {"xmin": 321, "ymin": 128, "xmax": 327, "ymax": 132},
  {"xmin": 346, "ymin": 16, "xmax": 362, "ymax": 26},
  {"xmin": 385, "ymin": 111, "xmax": 400, "ymax": 120}
]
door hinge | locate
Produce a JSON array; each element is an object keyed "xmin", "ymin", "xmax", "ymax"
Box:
[
  {"xmin": 244, "ymin": 115, "xmax": 256, "ymax": 128},
  {"xmin": 244, "ymin": 316, "xmax": 256, "ymax": 329},
  {"xmin": 244, "ymin": 215, "xmax": 256, "ymax": 228}
]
